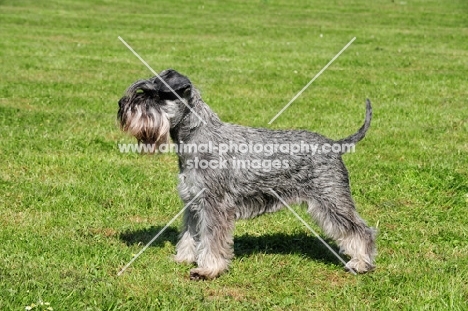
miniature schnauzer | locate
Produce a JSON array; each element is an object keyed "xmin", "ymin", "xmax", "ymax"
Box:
[{"xmin": 117, "ymin": 69, "xmax": 376, "ymax": 280}]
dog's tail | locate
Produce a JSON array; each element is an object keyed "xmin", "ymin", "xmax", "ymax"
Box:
[{"xmin": 336, "ymin": 99, "xmax": 372, "ymax": 148}]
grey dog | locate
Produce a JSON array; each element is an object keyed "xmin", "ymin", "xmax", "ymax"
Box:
[{"xmin": 117, "ymin": 69, "xmax": 376, "ymax": 280}]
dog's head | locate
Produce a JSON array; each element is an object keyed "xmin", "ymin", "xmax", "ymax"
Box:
[{"xmin": 117, "ymin": 69, "xmax": 192, "ymax": 146}]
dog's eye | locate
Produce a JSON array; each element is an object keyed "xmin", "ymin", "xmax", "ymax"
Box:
[{"xmin": 136, "ymin": 88, "xmax": 159, "ymax": 99}]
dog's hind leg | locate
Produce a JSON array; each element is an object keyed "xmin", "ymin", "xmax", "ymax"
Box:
[{"xmin": 306, "ymin": 186, "xmax": 376, "ymax": 273}]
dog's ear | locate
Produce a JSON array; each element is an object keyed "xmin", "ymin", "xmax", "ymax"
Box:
[{"xmin": 155, "ymin": 69, "xmax": 191, "ymax": 100}]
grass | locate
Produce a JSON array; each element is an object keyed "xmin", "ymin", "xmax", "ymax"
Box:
[{"xmin": 1, "ymin": 0, "xmax": 467, "ymax": 309}]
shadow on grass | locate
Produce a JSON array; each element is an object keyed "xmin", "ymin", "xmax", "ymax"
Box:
[
  {"xmin": 119, "ymin": 226, "xmax": 179, "ymax": 247},
  {"xmin": 119, "ymin": 226, "xmax": 344, "ymax": 267},
  {"xmin": 235, "ymin": 232, "xmax": 344, "ymax": 266}
]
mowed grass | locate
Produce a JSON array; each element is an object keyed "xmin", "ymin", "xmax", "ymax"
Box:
[{"xmin": 1, "ymin": 0, "xmax": 467, "ymax": 309}]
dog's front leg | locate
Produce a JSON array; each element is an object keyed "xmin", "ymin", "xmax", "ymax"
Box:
[
  {"xmin": 189, "ymin": 201, "xmax": 235, "ymax": 280},
  {"xmin": 174, "ymin": 207, "xmax": 198, "ymax": 264}
]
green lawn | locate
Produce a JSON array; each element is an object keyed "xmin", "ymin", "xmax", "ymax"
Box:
[{"xmin": 1, "ymin": 0, "xmax": 467, "ymax": 309}]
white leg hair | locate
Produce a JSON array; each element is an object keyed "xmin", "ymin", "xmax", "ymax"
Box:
[
  {"xmin": 338, "ymin": 228, "xmax": 376, "ymax": 273},
  {"xmin": 174, "ymin": 208, "xmax": 198, "ymax": 264},
  {"xmin": 189, "ymin": 204, "xmax": 235, "ymax": 280},
  {"xmin": 307, "ymin": 198, "xmax": 376, "ymax": 273},
  {"xmin": 174, "ymin": 231, "xmax": 197, "ymax": 264}
]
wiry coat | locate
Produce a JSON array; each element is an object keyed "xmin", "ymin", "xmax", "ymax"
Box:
[{"xmin": 118, "ymin": 69, "xmax": 376, "ymax": 280}]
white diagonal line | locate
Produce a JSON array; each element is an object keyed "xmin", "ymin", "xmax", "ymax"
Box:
[
  {"xmin": 268, "ymin": 37, "xmax": 356, "ymax": 124},
  {"xmin": 118, "ymin": 36, "xmax": 206, "ymax": 125},
  {"xmin": 268, "ymin": 188, "xmax": 357, "ymax": 275},
  {"xmin": 117, "ymin": 188, "xmax": 206, "ymax": 276}
]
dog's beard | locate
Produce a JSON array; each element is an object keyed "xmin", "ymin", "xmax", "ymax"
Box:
[
  {"xmin": 119, "ymin": 100, "xmax": 170, "ymax": 150},
  {"xmin": 117, "ymin": 78, "xmax": 172, "ymax": 151}
]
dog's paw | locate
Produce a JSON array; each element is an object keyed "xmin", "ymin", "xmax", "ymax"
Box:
[
  {"xmin": 189, "ymin": 268, "xmax": 220, "ymax": 281},
  {"xmin": 345, "ymin": 259, "xmax": 375, "ymax": 274},
  {"xmin": 189, "ymin": 270, "xmax": 207, "ymax": 281}
]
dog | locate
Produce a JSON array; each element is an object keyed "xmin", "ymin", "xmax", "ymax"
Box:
[{"xmin": 117, "ymin": 69, "xmax": 376, "ymax": 280}]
